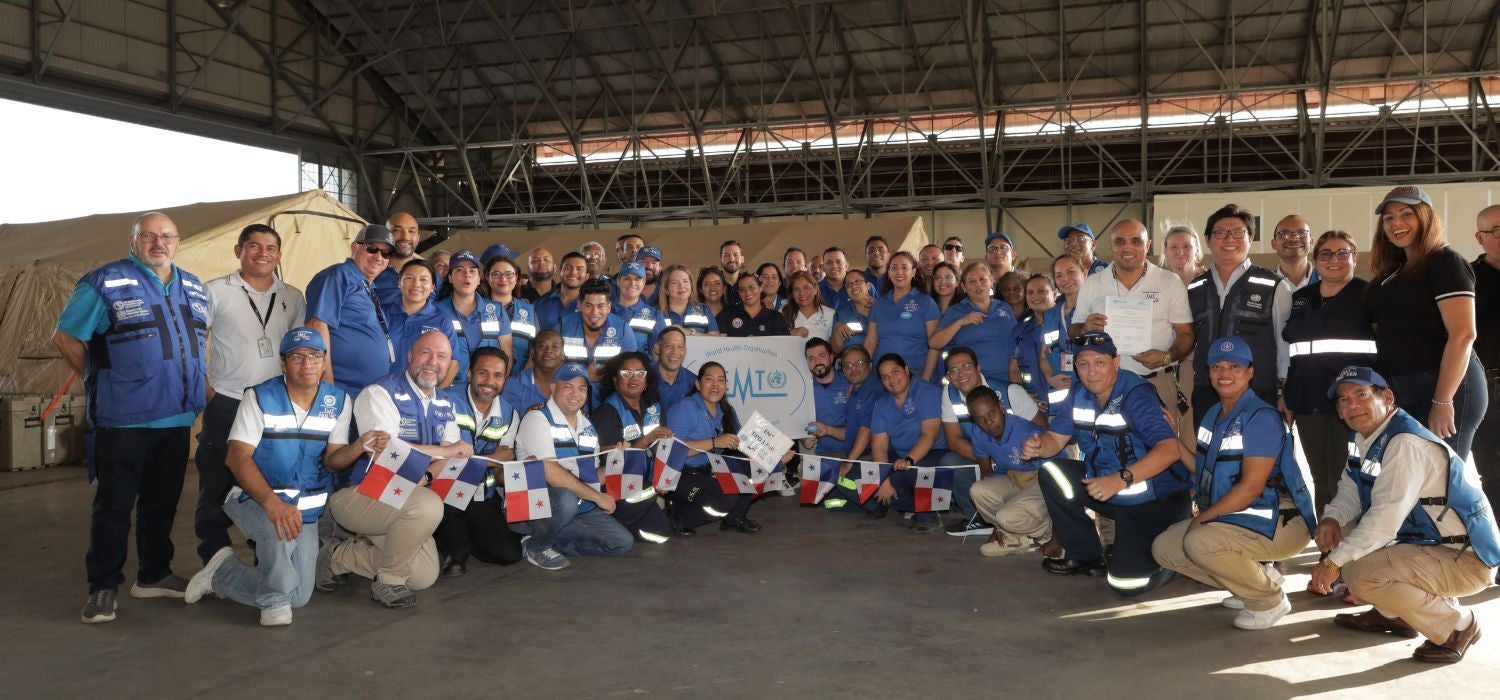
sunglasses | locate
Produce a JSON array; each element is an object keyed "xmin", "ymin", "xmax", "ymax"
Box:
[
  {"xmin": 944, "ymin": 244, "xmax": 964, "ymax": 251},
  {"xmin": 362, "ymin": 244, "xmax": 394, "ymax": 259},
  {"xmin": 1070, "ymin": 335, "xmax": 1113, "ymax": 348}
]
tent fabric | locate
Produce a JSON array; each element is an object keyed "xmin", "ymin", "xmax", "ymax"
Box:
[
  {"xmin": 438, "ymin": 216, "xmax": 928, "ymax": 276},
  {"xmin": 0, "ymin": 190, "xmax": 364, "ymax": 395}
]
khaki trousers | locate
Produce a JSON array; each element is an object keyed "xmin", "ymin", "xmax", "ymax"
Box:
[
  {"xmin": 328, "ymin": 487, "xmax": 442, "ymax": 589},
  {"xmin": 1343, "ymin": 543, "xmax": 1496, "ymax": 643},
  {"xmin": 1152, "ymin": 516, "xmax": 1310, "ymax": 611},
  {"xmin": 970, "ymin": 470, "xmax": 1050, "ymax": 541}
]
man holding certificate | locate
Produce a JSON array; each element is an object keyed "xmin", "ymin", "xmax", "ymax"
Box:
[{"xmin": 1073, "ymin": 219, "xmax": 1196, "ymax": 415}]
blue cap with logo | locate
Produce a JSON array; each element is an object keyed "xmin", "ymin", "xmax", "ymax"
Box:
[
  {"xmin": 1327, "ymin": 366, "xmax": 1390, "ymax": 399},
  {"xmin": 617, "ymin": 261, "xmax": 646, "ymax": 279},
  {"xmin": 280, "ymin": 326, "xmax": 326, "ymax": 355},
  {"xmin": 1375, "ymin": 185, "xmax": 1433, "ymax": 214},
  {"xmin": 1072, "ymin": 330, "xmax": 1117, "ymax": 358},
  {"xmin": 481, "ymin": 243, "xmax": 518, "ymax": 264},
  {"xmin": 1206, "ymin": 336, "xmax": 1253, "ymax": 366},
  {"xmin": 1057, "ymin": 223, "xmax": 1095, "ymax": 240},
  {"xmin": 634, "ymin": 245, "xmax": 663, "ymax": 262},
  {"xmin": 555, "ymin": 363, "xmax": 590, "ymax": 384},
  {"xmin": 984, "ymin": 232, "xmax": 1014, "ymax": 248},
  {"xmin": 449, "ymin": 249, "xmax": 480, "ymax": 270}
]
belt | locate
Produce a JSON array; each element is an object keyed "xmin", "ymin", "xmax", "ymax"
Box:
[{"xmin": 1486, "ymin": 368, "xmax": 1500, "ymax": 381}]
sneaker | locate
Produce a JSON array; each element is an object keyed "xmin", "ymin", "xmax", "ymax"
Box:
[
  {"xmin": 315, "ymin": 536, "xmax": 345, "ymax": 592},
  {"xmin": 369, "ymin": 581, "xmax": 417, "ymax": 608},
  {"xmin": 81, "ymin": 589, "xmax": 117, "ymax": 624},
  {"xmin": 979, "ymin": 533, "xmax": 1029, "ymax": 557},
  {"xmin": 185, "ymin": 547, "xmax": 235, "ymax": 604},
  {"xmin": 1221, "ymin": 595, "xmax": 1246, "ymax": 610},
  {"xmin": 1233, "ymin": 595, "xmax": 1292, "ymax": 630},
  {"xmin": 259, "ymin": 604, "xmax": 293, "ymax": 627},
  {"xmin": 522, "ymin": 537, "xmax": 571, "ymax": 571},
  {"xmin": 131, "ymin": 574, "xmax": 188, "ymax": 599},
  {"xmin": 946, "ymin": 514, "xmax": 995, "ymax": 538}
]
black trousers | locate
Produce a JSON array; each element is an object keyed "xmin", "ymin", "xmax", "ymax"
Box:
[
  {"xmin": 1472, "ymin": 377, "xmax": 1500, "ymax": 513},
  {"xmin": 86, "ymin": 427, "xmax": 191, "ymax": 592},
  {"xmin": 434, "ymin": 497, "xmax": 524, "ymax": 566},
  {"xmin": 666, "ymin": 469, "xmax": 752, "ymax": 530},
  {"xmin": 1038, "ymin": 458, "xmax": 1190, "ymax": 595},
  {"xmin": 610, "ymin": 498, "xmax": 673, "ymax": 542},
  {"xmin": 193, "ymin": 393, "xmax": 241, "ymax": 563}
]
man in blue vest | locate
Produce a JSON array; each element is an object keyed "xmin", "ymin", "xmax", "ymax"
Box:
[
  {"xmin": 183, "ymin": 327, "xmax": 377, "ymax": 626},
  {"xmin": 435, "ymin": 347, "xmax": 525, "ymax": 576},
  {"xmin": 304, "ymin": 224, "xmax": 397, "ymax": 397},
  {"xmin": 1023, "ymin": 331, "xmax": 1193, "ymax": 596},
  {"xmin": 55, "ymin": 211, "xmax": 210, "ymax": 624},
  {"xmin": 560, "ymin": 279, "xmax": 637, "ymax": 381},
  {"xmin": 1310, "ymin": 366, "xmax": 1500, "ymax": 663},
  {"xmin": 325, "ymin": 330, "xmax": 474, "ymax": 608}
]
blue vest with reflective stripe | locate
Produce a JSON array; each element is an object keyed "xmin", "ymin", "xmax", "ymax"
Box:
[
  {"xmin": 559, "ymin": 312, "xmax": 631, "ymax": 365},
  {"xmin": 616, "ymin": 300, "xmax": 659, "ymax": 348},
  {"xmin": 82, "ymin": 259, "xmax": 209, "ymax": 427},
  {"xmin": 1195, "ymin": 393, "xmax": 1316, "ymax": 538},
  {"xmin": 1352, "ymin": 410, "xmax": 1500, "ymax": 566},
  {"xmin": 602, "ymin": 391, "xmax": 662, "ymax": 443},
  {"xmin": 250, "ymin": 377, "xmax": 345, "ymax": 521},
  {"xmin": 343, "ymin": 373, "xmax": 455, "ymax": 488},
  {"xmin": 447, "ymin": 385, "xmax": 516, "ymax": 457},
  {"xmin": 1071, "ymin": 371, "xmax": 1191, "ymax": 505},
  {"xmin": 538, "ymin": 403, "xmax": 600, "ymax": 510},
  {"xmin": 664, "ymin": 303, "xmax": 715, "ymax": 335},
  {"xmin": 503, "ymin": 298, "xmax": 538, "ymax": 377}
]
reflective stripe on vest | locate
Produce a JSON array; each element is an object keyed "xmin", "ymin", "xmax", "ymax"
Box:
[
  {"xmin": 511, "ymin": 321, "xmax": 537, "ymax": 338},
  {"xmin": 1247, "ymin": 276, "xmax": 1278, "ymax": 287},
  {"xmin": 629, "ymin": 317, "xmax": 656, "ymax": 332},
  {"xmin": 1287, "ymin": 339, "xmax": 1380, "ymax": 357},
  {"xmin": 1047, "ymin": 388, "xmax": 1070, "ymax": 405},
  {"xmin": 1107, "ymin": 572, "xmax": 1154, "ymax": 590}
]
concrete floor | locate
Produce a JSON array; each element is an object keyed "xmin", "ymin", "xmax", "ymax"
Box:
[{"xmin": 2, "ymin": 465, "xmax": 1497, "ymax": 700}]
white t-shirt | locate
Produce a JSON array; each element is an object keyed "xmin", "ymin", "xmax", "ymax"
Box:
[
  {"xmin": 1075, "ymin": 262, "xmax": 1192, "ymax": 376},
  {"xmin": 516, "ymin": 398, "xmax": 596, "ymax": 460},
  {"xmin": 940, "ymin": 377, "xmax": 1039, "ymax": 423},
  {"xmin": 353, "ymin": 374, "xmax": 461, "ymax": 446},
  {"xmin": 794, "ymin": 306, "xmax": 836, "ymax": 341},
  {"xmin": 227, "ymin": 385, "xmax": 352, "ymax": 448},
  {"xmin": 205, "ymin": 273, "xmax": 307, "ymax": 399}
]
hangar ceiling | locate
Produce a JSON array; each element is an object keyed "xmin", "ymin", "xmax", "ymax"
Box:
[{"xmin": 2, "ymin": 0, "xmax": 1497, "ymax": 230}]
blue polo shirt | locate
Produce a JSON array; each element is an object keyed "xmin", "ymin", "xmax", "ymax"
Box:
[
  {"xmin": 1049, "ymin": 372, "xmax": 1177, "ymax": 475},
  {"xmin": 819, "ymin": 279, "xmax": 849, "ymax": 310},
  {"xmin": 534, "ymin": 292, "xmax": 578, "ymax": 330},
  {"xmin": 500, "ymin": 368, "xmax": 547, "ymax": 412},
  {"xmin": 665, "ymin": 393, "xmax": 738, "ymax": 469},
  {"xmin": 810, "ymin": 371, "xmax": 852, "ymax": 454},
  {"xmin": 56, "ymin": 253, "xmax": 198, "ymax": 428},
  {"xmin": 382, "ymin": 299, "xmax": 459, "ymax": 375},
  {"xmin": 844, "ymin": 379, "xmax": 887, "ymax": 456},
  {"xmin": 971, "ymin": 415, "xmax": 1046, "ymax": 475},
  {"xmin": 870, "ymin": 289, "xmax": 939, "ymax": 375},
  {"xmin": 833, "ymin": 300, "xmax": 870, "ymax": 348},
  {"xmin": 305, "ymin": 259, "xmax": 393, "ymax": 397},
  {"xmin": 657, "ymin": 367, "xmax": 697, "ymax": 415},
  {"xmin": 436, "ymin": 297, "xmax": 511, "ymax": 386},
  {"xmin": 869, "ymin": 379, "xmax": 947, "ymax": 456},
  {"xmin": 940, "ymin": 297, "xmax": 1018, "ymax": 386},
  {"xmin": 373, "ymin": 266, "xmax": 440, "ymax": 307}
]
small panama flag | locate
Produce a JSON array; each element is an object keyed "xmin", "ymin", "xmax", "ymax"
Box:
[
  {"xmin": 604, "ymin": 449, "xmax": 654, "ymax": 502},
  {"xmin": 429, "ymin": 457, "xmax": 487, "ymax": 510},
  {"xmin": 557, "ymin": 453, "xmax": 602, "ymax": 492},
  {"xmin": 356, "ymin": 438, "xmax": 433, "ymax": 509},
  {"xmin": 504, "ymin": 460, "xmax": 553, "ymax": 523},
  {"xmin": 913, "ymin": 467, "xmax": 956, "ymax": 512},
  {"xmin": 856, "ymin": 461, "xmax": 893, "ymax": 503},
  {"xmin": 710, "ymin": 453, "xmax": 757, "ymax": 495},
  {"xmin": 800, "ymin": 455, "xmax": 837, "ymax": 505},
  {"xmin": 652, "ymin": 440, "xmax": 689, "ymax": 493}
]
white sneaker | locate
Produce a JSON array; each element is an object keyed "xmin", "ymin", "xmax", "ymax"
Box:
[
  {"xmin": 979, "ymin": 533, "xmax": 1029, "ymax": 557},
  {"xmin": 185, "ymin": 547, "xmax": 236, "ymax": 604},
  {"xmin": 1233, "ymin": 595, "xmax": 1291, "ymax": 630},
  {"xmin": 1221, "ymin": 595, "xmax": 1245, "ymax": 610},
  {"xmin": 260, "ymin": 605, "xmax": 293, "ymax": 627}
]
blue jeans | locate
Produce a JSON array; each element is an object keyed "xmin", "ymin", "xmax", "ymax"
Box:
[
  {"xmin": 508, "ymin": 488, "xmax": 634, "ymax": 557},
  {"xmin": 939, "ymin": 451, "xmax": 980, "ymax": 518},
  {"xmin": 213, "ymin": 497, "xmax": 318, "ymax": 610}
]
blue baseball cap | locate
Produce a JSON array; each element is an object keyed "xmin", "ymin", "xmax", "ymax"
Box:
[
  {"xmin": 1057, "ymin": 223, "xmax": 1095, "ymax": 240},
  {"xmin": 1206, "ymin": 336, "xmax": 1253, "ymax": 366},
  {"xmin": 1072, "ymin": 331, "xmax": 1117, "ymax": 358},
  {"xmin": 984, "ymin": 232, "xmax": 1014, "ymax": 248},
  {"xmin": 449, "ymin": 250, "xmax": 480, "ymax": 270},
  {"xmin": 555, "ymin": 363, "xmax": 590, "ymax": 384},
  {"xmin": 617, "ymin": 261, "xmax": 646, "ymax": 279},
  {"xmin": 634, "ymin": 245, "xmax": 663, "ymax": 262},
  {"xmin": 1375, "ymin": 185, "xmax": 1433, "ymax": 213},
  {"xmin": 1327, "ymin": 366, "xmax": 1390, "ymax": 399},
  {"xmin": 280, "ymin": 326, "xmax": 326, "ymax": 355},
  {"xmin": 481, "ymin": 243, "xmax": 518, "ymax": 264}
]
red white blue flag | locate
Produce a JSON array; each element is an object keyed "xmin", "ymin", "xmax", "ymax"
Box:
[
  {"xmin": 604, "ymin": 449, "xmax": 654, "ymax": 502},
  {"xmin": 429, "ymin": 457, "xmax": 487, "ymax": 510},
  {"xmin": 356, "ymin": 438, "xmax": 433, "ymax": 509},
  {"xmin": 856, "ymin": 461, "xmax": 893, "ymax": 503},
  {"xmin": 652, "ymin": 440, "xmax": 689, "ymax": 493},
  {"xmin": 557, "ymin": 453, "xmax": 602, "ymax": 492},
  {"xmin": 913, "ymin": 467, "xmax": 956, "ymax": 512},
  {"xmin": 799, "ymin": 455, "xmax": 838, "ymax": 505},
  {"xmin": 503, "ymin": 460, "xmax": 553, "ymax": 523},
  {"xmin": 710, "ymin": 453, "xmax": 758, "ymax": 495}
]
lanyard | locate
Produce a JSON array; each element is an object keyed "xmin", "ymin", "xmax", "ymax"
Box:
[{"xmin": 240, "ymin": 286, "xmax": 278, "ymax": 338}]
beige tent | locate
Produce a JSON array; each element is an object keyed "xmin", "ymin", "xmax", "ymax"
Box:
[
  {"xmin": 0, "ymin": 190, "xmax": 364, "ymax": 396},
  {"xmin": 439, "ymin": 216, "xmax": 928, "ymax": 274}
]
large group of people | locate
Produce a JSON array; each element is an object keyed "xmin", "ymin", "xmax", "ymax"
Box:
[{"xmin": 53, "ymin": 186, "xmax": 1500, "ymax": 665}]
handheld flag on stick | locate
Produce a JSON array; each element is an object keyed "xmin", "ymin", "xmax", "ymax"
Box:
[
  {"xmin": 356, "ymin": 438, "xmax": 433, "ymax": 509},
  {"xmin": 429, "ymin": 456, "xmax": 487, "ymax": 510}
]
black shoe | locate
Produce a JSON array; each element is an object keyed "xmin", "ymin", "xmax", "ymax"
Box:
[
  {"xmin": 866, "ymin": 504, "xmax": 890, "ymax": 520},
  {"xmin": 674, "ymin": 525, "xmax": 698, "ymax": 537},
  {"xmin": 720, "ymin": 517, "xmax": 762, "ymax": 534},
  {"xmin": 440, "ymin": 555, "xmax": 467, "ymax": 578},
  {"xmin": 1042, "ymin": 557, "xmax": 1108, "ymax": 577}
]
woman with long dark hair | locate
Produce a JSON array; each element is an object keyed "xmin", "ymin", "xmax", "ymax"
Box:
[
  {"xmin": 697, "ymin": 267, "xmax": 729, "ymax": 318},
  {"xmin": 591, "ymin": 351, "xmax": 674, "ymax": 544},
  {"xmin": 758, "ymin": 262, "xmax": 789, "ymax": 312},
  {"xmin": 867, "ymin": 251, "xmax": 940, "ymax": 382},
  {"xmin": 482, "ymin": 254, "xmax": 539, "ymax": 378},
  {"xmin": 663, "ymin": 362, "xmax": 760, "ymax": 535},
  {"xmin": 436, "ymin": 250, "xmax": 513, "ymax": 386}
]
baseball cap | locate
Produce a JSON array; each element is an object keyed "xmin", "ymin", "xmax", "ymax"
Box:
[
  {"xmin": 354, "ymin": 224, "xmax": 395, "ymax": 247},
  {"xmin": 1057, "ymin": 223, "xmax": 1095, "ymax": 240},
  {"xmin": 1071, "ymin": 331, "xmax": 1117, "ymax": 358},
  {"xmin": 984, "ymin": 232, "xmax": 1014, "ymax": 248},
  {"xmin": 1206, "ymin": 336, "xmax": 1253, "ymax": 366},
  {"xmin": 635, "ymin": 245, "xmax": 663, "ymax": 262},
  {"xmin": 481, "ymin": 243, "xmax": 518, "ymax": 264},
  {"xmin": 449, "ymin": 250, "xmax": 480, "ymax": 270},
  {"xmin": 280, "ymin": 326, "xmax": 326, "ymax": 355},
  {"xmin": 1327, "ymin": 366, "xmax": 1390, "ymax": 399},
  {"xmin": 617, "ymin": 261, "xmax": 646, "ymax": 279},
  {"xmin": 1375, "ymin": 185, "xmax": 1433, "ymax": 213},
  {"xmin": 554, "ymin": 363, "xmax": 590, "ymax": 384}
]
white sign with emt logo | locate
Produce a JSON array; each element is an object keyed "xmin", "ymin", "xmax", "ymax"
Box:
[{"xmin": 683, "ymin": 336, "xmax": 815, "ymax": 439}]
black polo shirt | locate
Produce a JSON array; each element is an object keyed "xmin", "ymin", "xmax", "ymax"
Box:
[
  {"xmin": 1474, "ymin": 254, "xmax": 1500, "ymax": 371},
  {"xmin": 1365, "ymin": 247, "xmax": 1476, "ymax": 376},
  {"xmin": 718, "ymin": 306, "xmax": 790, "ymax": 337}
]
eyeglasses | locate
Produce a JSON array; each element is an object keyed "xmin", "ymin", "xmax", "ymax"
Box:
[
  {"xmin": 842, "ymin": 359, "xmax": 870, "ymax": 368},
  {"xmin": 488, "ymin": 270, "xmax": 517, "ymax": 279},
  {"xmin": 284, "ymin": 352, "xmax": 326, "ymax": 365},
  {"xmin": 1273, "ymin": 228, "xmax": 1311, "ymax": 240},
  {"xmin": 362, "ymin": 244, "xmax": 394, "ymax": 258},
  {"xmin": 1479, "ymin": 226, "xmax": 1500, "ymax": 237},
  {"xmin": 1315, "ymin": 249, "xmax": 1354, "ymax": 262},
  {"xmin": 1210, "ymin": 228, "xmax": 1250, "ymax": 240},
  {"xmin": 135, "ymin": 231, "xmax": 180, "ymax": 243},
  {"xmin": 946, "ymin": 362, "xmax": 976, "ymax": 376},
  {"xmin": 617, "ymin": 369, "xmax": 648, "ymax": 379},
  {"xmin": 944, "ymin": 244, "xmax": 964, "ymax": 251}
]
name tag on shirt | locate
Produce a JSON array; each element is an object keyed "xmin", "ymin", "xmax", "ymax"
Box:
[{"xmin": 257, "ymin": 337, "xmax": 274, "ymax": 358}]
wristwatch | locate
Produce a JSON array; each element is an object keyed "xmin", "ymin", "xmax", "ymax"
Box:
[{"xmin": 1120, "ymin": 468, "xmax": 1135, "ymax": 487}]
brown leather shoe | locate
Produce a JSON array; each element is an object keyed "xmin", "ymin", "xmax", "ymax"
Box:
[
  {"xmin": 1038, "ymin": 535, "xmax": 1063, "ymax": 559},
  {"xmin": 1413, "ymin": 618, "xmax": 1482, "ymax": 664},
  {"xmin": 1333, "ymin": 608, "xmax": 1420, "ymax": 638}
]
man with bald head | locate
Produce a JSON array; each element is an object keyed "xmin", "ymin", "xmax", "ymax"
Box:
[
  {"xmin": 519, "ymin": 247, "xmax": 555, "ymax": 303},
  {"xmin": 373, "ymin": 212, "xmax": 430, "ymax": 306},
  {"xmin": 1472, "ymin": 205, "xmax": 1500, "ymax": 522},
  {"xmin": 55, "ymin": 212, "xmax": 211, "ymax": 623}
]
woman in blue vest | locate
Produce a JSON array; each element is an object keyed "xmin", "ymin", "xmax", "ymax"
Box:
[
  {"xmin": 655, "ymin": 265, "xmax": 720, "ymax": 340},
  {"xmin": 1280, "ymin": 231, "xmax": 1376, "ymax": 509},
  {"xmin": 383, "ymin": 259, "xmax": 459, "ymax": 388},
  {"xmin": 592, "ymin": 352, "xmax": 674, "ymax": 543},
  {"xmin": 831, "ymin": 270, "xmax": 874, "ymax": 355},
  {"xmin": 1038, "ymin": 255, "xmax": 1086, "ymax": 415},
  {"xmin": 930, "ymin": 261, "xmax": 1017, "ymax": 387},
  {"xmin": 868, "ymin": 353, "xmax": 949, "ymax": 532},
  {"xmin": 436, "ymin": 250, "xmax": 513, "ymax": 387},
  {"xmin": 1152, "ymin": 336, "xmax": 1316, "ymax": 630},
  {"xmin": 663, "ymin": 362, "xmax": 760, "ymax": 535},
  {"xmin": 482, "ymin": 254, "xmax": 538, "ymax": 379},
  {"xmin": 1013, "ymin": 274, "xmax": 1059, "ymax": 407},
  {"xmin": 867, "ymin": 251, "xmax": 940, "ymax": 383},
  {"xmin": 612, "ymin": 262, "xmax": 659, "ymax": 349}
]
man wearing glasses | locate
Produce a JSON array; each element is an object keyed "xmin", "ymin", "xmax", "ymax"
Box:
[
  {"xmin": 984, "ymin": 232, "xmax": 1017, "ymax": 280},
  {"xmin": 1186, "ymin": 204, "xmax": 1282, "ymax": 427},
  {"xmin": 305, "ymin": 224, "xmax": 397, "ymax": 398},
  {"xmin": 942, "ymin": 236, "xmax": 966, "ymax": 266},
  {"xmin": 1472, "ymin": 205, "xmax": 1500, "ymax": 536},
  {"xmin": 56, "ymin": 212, "xmax": 211, "ymax": 623},
  {"xmin": 1269, "ymin": 214, "xmax": 1316, "ymax": 421}
]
